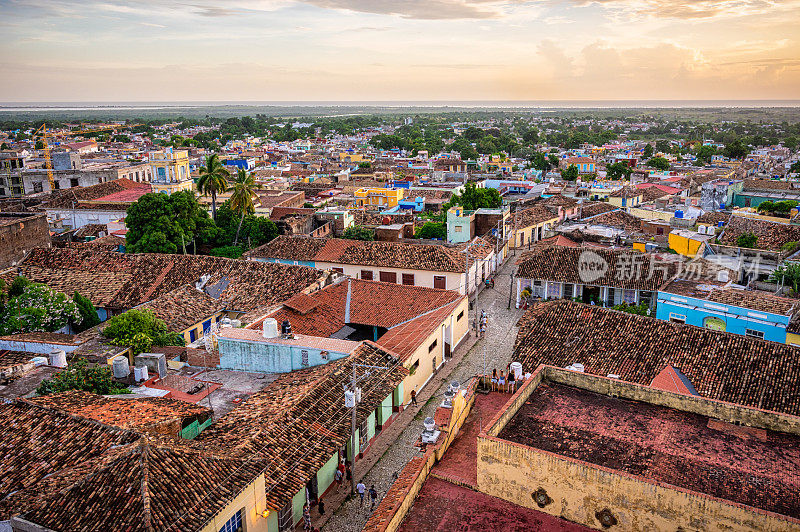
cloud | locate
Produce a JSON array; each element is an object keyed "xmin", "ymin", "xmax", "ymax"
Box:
[
  {"xmin": 300, "ymin": 0, "xmax": 507, "ymax": 19},
  {"xmin": 191, "ymin": 5, "xmax": 239, "ymax": 16},
  {"xmin": 566, "ymin": 0, "xmax": 800, "ymax": 20}
]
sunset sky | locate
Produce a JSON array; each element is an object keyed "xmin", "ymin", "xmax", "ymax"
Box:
[{"xmin": 1, "ymin": 0, "xmax": 799, "ymax": 102}]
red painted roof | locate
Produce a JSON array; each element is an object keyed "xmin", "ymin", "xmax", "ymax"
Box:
[
  {"xmin": 649, "ymin": 365, "xmax": 699, "ymax": 396},
  {"xmin": 93, "ymin": 183, "xmax": 151, "ymax": 203}
]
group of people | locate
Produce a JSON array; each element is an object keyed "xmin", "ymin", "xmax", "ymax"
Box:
[
  {"xmin": 488, "ymin": 365, "xmax": 531, "ymax": 393},
  {"xmin": 478, "ymin": 309, "xmax": 488, "ymax": 338}
]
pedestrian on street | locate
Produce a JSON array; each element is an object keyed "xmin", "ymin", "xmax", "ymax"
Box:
[
  {"xmin": 334, "ymin": 467, "xmax": 343, "ymax": 486},
  {"xmin": 410, "ymin": 389, "xmax": 417, "ymax": 406},
  {"xmin": 317, "ymin": 497, "xmax": 325, "ymax": 516},
  {"xmin": 303, "ymin": 504, "xmax": 311, "ymax": 530},
  {"xmin": 345, "ymin": 461, "xmax": 352, "ymax": 483},
  {"xmin": 369, "ymin": 485, "xmax": 378, "ymax": 509},
  {"xmin": 357, "ymin": 481, "xmax": 366, "ymax": 506}
]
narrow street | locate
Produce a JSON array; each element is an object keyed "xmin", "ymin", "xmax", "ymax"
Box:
[{"xmin": 320, "ymin": 258, "xmax": 524, "ymax": 532}]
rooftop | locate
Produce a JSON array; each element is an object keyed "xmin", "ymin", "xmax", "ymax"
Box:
[
  {"xmin": 218, "ymin": 327, "xmax": 360, "ymax": 353},
  {"xmin": 660, "ymin": 279, "xmax": 799, "ymax": 315},
  {"xmin": 498, "ymin": 381, "xmax": 800, "ymax": 519},
  {"xmin": 514, "ymin": 300, "xmax": 800, "ymax": 416},
  {"xmin": 718, "ymin": 214, "xmax": 800, "ymax": 251}
]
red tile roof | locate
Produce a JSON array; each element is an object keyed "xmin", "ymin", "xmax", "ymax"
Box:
[{"xmin": 514, "ymin": 300, "xmax": 800, "ymax": 416}]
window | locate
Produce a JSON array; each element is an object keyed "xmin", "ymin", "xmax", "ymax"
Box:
[
  {"xmin": 332, "ymin": 267, "xmax": 344, "ymax": 274},
  {"xmin": 457, "ymin": 310, "xmax": 464, "ymax": 321},
  {"xmin": 669, "ymin": 313, "xmax": 686, "ymax": 324},
  {"xmin": 409, "ymin": 360, "xmax": 419, "ymax": 375},
  {"xmin": 402, "ymin": 273, "xmax": 415, "ymax": 286},
  {"xmin": 360, "ymin": 270, "xmax": 373, "ymax": 281},
  {"xmin": 301, "ymin": 349, "xmax": 309, "ymax": 366},
  {"xmin": 745, "ymin": 329, "xmax": 765, "ymax": 339},
  {"xmin": 428, "ymin": 339, "xmax": 438, "ymax": 352},
  {"xmin": 623, "ymin": 289, "xmax": 637, "ymax": 304},
  {"xmin": 433, "ymin": 275, "xmax": 446, "ymax": 289},
  {"xmin": 564, "ymin": 283, "xmax": 574, "ymax": 299},
  {"xmin": 379, "ymin": 271, "xmax": 397, "ymax": 283},
  {"xmin": 218, "ymin": 509, "xmax": 243, "ymax": 532},
  {"xmin": 70, "ymin": 178, "xmax": 79, "ymax": 188},
  {"xmin": 320, "ymin": 350, "xmax": 329, "ymax": 361},
  {"xmin": 189, "ymin": 329, "xmax": 196, "ymax": 342},
  {"xmin": 454, "ymin": 225, "xmax": 462, "ymax": 232}
]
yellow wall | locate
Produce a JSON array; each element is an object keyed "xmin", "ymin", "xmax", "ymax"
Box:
[
  {"xmin": 339, "ymin": 152, "xmax": 365, "ymax": 162},
  {"xmin": 510, "ymin": 217, "xmax": 559, "ymax": 249},
  {"xmin": 787, "ymin": 332, "xmax": 800, "ymax": 347},
  {"xmin": 399, "ymin": 298, "xmax": 468, "ymax": 404},
  {"xmin": 354, "ymin": 188, "xmax": 403, "ymax": 208},
  {"xmin": 198, "ymin": 473, "xmax": 275, "ymax": 532},
  {"xmin": 627, "ymin": 207, "xmax": 673, "ymax": 221},
  {"xmin": 668, "ymin": 232, "xmax": 704, "ymax": 257},
  {"xmin": 632, "ymin": 242, "xmax": 646, "ymax": 252}
]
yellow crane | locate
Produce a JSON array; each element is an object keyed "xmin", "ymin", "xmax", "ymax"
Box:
[{"xmin": 32, "ymin": 123, "xmax": 119, "ymax": 192}]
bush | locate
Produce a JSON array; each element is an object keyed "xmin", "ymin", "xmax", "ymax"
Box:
[
  {"xmin": 210, "ymin": 245, "xmax": 244, "ymax": 259},
  {"xmin": 737, "ymin": 232, "xmax": 758, "ymax": 249},
  {"xmin": 0, "ymin": 284, "xmax": 81, "ymax": 335},
  {"xmin": 102, "ymin": 309, "xmax": 184, "ymax": 356},
  {"xmin": 342, "ymin": 225, "xmax": 375, "ymax": 241},
  {"xmin": 415, "ymin": 222, "xmax": 446, "ymax": 240},
  {"xmin": 36, "ymin": 358, "xmax": 130, "ymax": 396},
  {"xmin": 73, "ymin": 291, "xmax": 100, "ymax": 333}
]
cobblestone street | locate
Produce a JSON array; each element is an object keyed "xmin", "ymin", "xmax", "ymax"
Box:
[{"xmin": 320, "ymin": 257, "xmax": 524, "ymax": 532}]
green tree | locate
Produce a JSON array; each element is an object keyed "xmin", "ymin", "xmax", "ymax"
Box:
[
  {"xmin": 648, "ymin": 157, "xmax": 670, "ymax": 171},
  {"xmin": 529, "ymin": 152, "xmax": 550, "ymax": 172},
  {"xmin": 522, "ymin": 129, "xmax": 539, "ymax": 144},
  {"xmin": 0, "ymin": 284, "xmax": 81, "ymax": 335},
  {"xmin": 695, "ymin": 144, "xmax": 717, "ymax": 165},
  {"xmin": 723, "ymin": 140, "xmax": 748, "ymax": 159},
  {"xmin": 209, "ymin": 245, "xmax": 245, "ymax": 258},
  {"xmin": 36, "ymin": 358, "xmax": 131, "ymax": 396},
  {"xmin": 228, "ymin": 168, "xmax": 260, "ymax": 246},
  {"xmin": 606, "ymin": 162, "xmax": 633, "ymax": 180},
  {"xmin": 8, "ymin": 275, "xmax": 30, "ymax": 298},
  {"xmin": 415, "ymin": 222, "xmax": 447, "ymax": 239},
  {"xmin": 737, "ymin": 232, "xmax": 758, "ymax": 249},
  {"xmin": 35, "ymin": 140, "xmax": 44, "ymax": 150},
  {"xmin": 197, "ymin": 153, "xmax": 230, "ymax": 220},
  {"xmin": 72, "ymin": 291, "xmax": 100, "ymax": 333},
  {"xmin": 342, "ymin": 225, "xmax": 375, "ymax": 241},
  {"xmin": 358, "ymin": 161, "xmax": 372, "ymax": 169},
  {"xmin": 547, "ymin": 154, "xmax": 560, "ymax": 169},
  {"xmin": 0, "ymin": 142, "xmax": 9, "ymax": 150},
  {"xmin": 561, "ymin": 164, "xmax": 579, "ymax": 181},
  {"xmin": 655, "ymin": 140, "xmax": 670, "ymax": 153},
  {"xmin": 770, "ymin": 262, "xmax": 800, "ymax": 292},
  {"xmin": 102, "ymin": 309, "xmax": 184, "ymax": 356},
  {"xmin": 642, "ymin": 144, "xmax": 654, "ymax": 159},
  {"xmin": 125, "ymin": 191, "xmax": 217, "ymax": 254},
  {"xmin": 790, "ymin": 161, "xmax": 800, "ymax": 174},
  {"xmin": 757, "ymin": 201, "xmax": 775, "ymax": 214},
  {"xmin": 446, "ymin": 182, "xmax": 502, "ymax": 211},
  {"xmin": 773, "ymin": 200, "xmax": 798, "ymax": 215},
  {"xmin": 785, "ymin": 136, "xmax": 798, "ymax": 151}
]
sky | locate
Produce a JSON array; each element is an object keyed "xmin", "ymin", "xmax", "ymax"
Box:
[{"xmin": 1, "ymin": 0, "xmax": 799, "ymax": 102}]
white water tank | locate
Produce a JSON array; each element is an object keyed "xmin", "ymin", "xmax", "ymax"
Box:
[
  {"xmin": 262, "ymin": 318, "xmax": 279, "ymax": 338},
  {"xmin": 423, "ymin": 417, "xmax": 436, "ymax": 431},
  {"xmin": 717, "ymin": 270, "xmax": 730, "ymax": 282},
  {"xmin": 49, "ymin": 349, "xmax": 67, "ymax": 368},
  {"xmin": 231, "ymin": 319, "xmax": 242, "ymax": 328},
  {"xmin": 344, "ymin": 390, "xmax": 355, "ymax": 408},
  {"xmin": 509, "ymin": 362, "xmax": 523, "ymax": 380},
  {"xmin": 220, "ymin": 317, "xmax": 232, "ymax": 329},
  {"xmin": 134, "ymin": 365, "xmax": 149, "ymax": 382},
  {"xmin": 112, "ymin": 356, "xmax": 130, "ymax": 379}
]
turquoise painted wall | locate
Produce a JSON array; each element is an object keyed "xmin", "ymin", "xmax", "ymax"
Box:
[
  {"xmin": 378, "ymin": 395, "xmax": 392, "ymax": 425},
  {"xmin": 316, "ymin": 453, "xmax": 338, "ymax": 497},
  {"xmin": 366, "ymin": 411, "xmax": 376, "ymax": 441},
  {"xmin": 218, "ymin": 338, "xmax": 349, "ymax": 374},
  {"xmin": 179, "ymin": 416, "xmax": 213, "ymax": 440},
  {"xmin": 292, "ymin": 487, "xmax": 306, "ymax": 528}
]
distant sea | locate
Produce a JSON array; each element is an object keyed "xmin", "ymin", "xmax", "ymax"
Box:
[{"xmin": 2, "ymin": 100, "xmax": 800, "ymax": 111}]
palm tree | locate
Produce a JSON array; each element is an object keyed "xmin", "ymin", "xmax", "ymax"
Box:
[
  {"xmin": 196, "ymin": 154, "xmax": 229, "ymax": 220},
  {"xmin": 228, "ymin": 168, "xmax": 260, "ymax": 246}
]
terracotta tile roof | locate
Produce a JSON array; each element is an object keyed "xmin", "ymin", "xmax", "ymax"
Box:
[
  {"xmin": 377, "ymin": 299, "xmax": 463, "ymax": 360},
  {"xmin": 640, "ymin": 186, "xmax": 672, "ymax": 202},
  {"xmin": 14, "ymin": 247, "xmax": 325, "ymax": 312},
  {"xmin": 137, "ymin": 284, "xmax": 222, "ymax": 332},
  {"xmin": 696, "ymin": 211, "xmax": 730, "ymax": 226},
  {"xmin": 649, "ymin": 365, "xmax": 699, "ymax": 395},
  {"xmin": 541, "ymin": 194, "xmax": 579, "ymax": 207},
  {"xmin": 515, "ymin": 247, "xmax": 681, "ymax": 290},
  {"xmin": 27, "ymin": 390, "xmax": 211, "ymax": 435},
  {"xmin": 250, "ymin": 236, "xmax": 468, "ymax": 273},
  {"xmin": 0, "ymin": 350, "xmax": 34, "ymax": 375},
  {"xmin": 43, "ymin": 178, "xmax": 144, "ymax": 209},
  {"xmin": 609, "ymin": 186, "xmax": 641, "ymax": 198},
  {"xmin": 513, "ymin": 206, "xmax": 559, "ymax": 229},
  {"xmin": 587, "ymin": 210, "xmax": 642, "ymax": 232},
  {"xmin": 0, "ymin": 331, "xmax": 79, "ymax": 345},
  {"xmin": 578, "ymin": 201, "xmax": 616, "ymax": 219},
  {"xmin": 195, "ymin": 341, "xmax": 408, "ymax": 510},
  {"xmin": 513, "ymin": 300, "xmax": 800, "ymax": 416},
  {"xmin": 744, "ymin": 179, "xmax": 798, "ymax": 191},
  {"xmin": 718, "ymin": 215, "xmax": 800, "ymax": 251},
  {"xmin": 705, "ymin": 287, "xmax": 799, "ymax": 315},
  {"xmin": 351, "ymin": 209, "xmax": 414, "ymax": 227}
]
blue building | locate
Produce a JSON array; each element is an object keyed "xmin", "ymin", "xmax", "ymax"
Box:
[{"xmin": 656, "ymin": 279, "xmax": 798, "ymax": 344}]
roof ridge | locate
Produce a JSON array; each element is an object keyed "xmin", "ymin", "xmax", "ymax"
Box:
[{"xmin": 139, "ymin": 438, "xmax": 154, "ymax": 532}]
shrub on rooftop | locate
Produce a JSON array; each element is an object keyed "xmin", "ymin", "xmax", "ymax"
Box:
[
  {"xmin": 72, "ymin": 291, "xmax": 100, "ymax": 333},
  {"xmin": 36, "ymin": 358, "xmax": 131, "ymax": 396},
  {"xmin": 342, "ymin": 225, "xmax": 375, "ymax": 241},
  {"xmin": 102, "ymin": 309, "xmax": 184, "ymax": 356}
]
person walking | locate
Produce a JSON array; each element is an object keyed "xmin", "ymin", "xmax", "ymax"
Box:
[
  {"xmin": 508, "ymin": 368, "xmax": 516, "ymax": 394},
  {"xmin": 345, "ymin": 462, "xmax": 352, "ymax": 484},
  {"xmin": 302, "ymin": 504, "xmax": 311, "ymax": 530},
  {"xmin": 369, "ymin": 485, "xmax": 378, "ymax": 510},
  {"xmin": 356, "ymin": 481, "xmax": 366, "ymax": 506},
  {"xmin": 334, "ymin": 466, "xmax": 343, "ymax": 486},
  {"xmin": 491, "ymin": 368, "xmax": 498, "ymax": 392},
  {"xmin": 317, "ymin": 497, "xmax": 325, "ymax": 516},
  {"xmin": 498, "ymin": 370, "xmax": 506, "ymax": 393},
  {"xmin": 410, "ymin": 389, "xmax": 417, "ymax": 406}
]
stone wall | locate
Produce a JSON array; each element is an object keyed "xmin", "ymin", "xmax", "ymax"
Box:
[{"xmin": 0, "ymin": 213, "xmax": 50, "ymax": 268}]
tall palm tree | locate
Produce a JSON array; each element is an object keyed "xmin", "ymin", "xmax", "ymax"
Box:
[
  {"xmin": 228, "ymin": 168, "xmax": 260, "ymax": 246},
  {"xmin": 196, "ymin": 154, "xmax": 229, "ymax": 220}
]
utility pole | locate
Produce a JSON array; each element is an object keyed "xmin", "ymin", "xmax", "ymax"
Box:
[
  {"xmin": 350, "ymin": 359, "xmax": 357, "ymax": 495},
  {"xmin": 508, "ymin": 271, "xmax": 515, "ymax": 310}
]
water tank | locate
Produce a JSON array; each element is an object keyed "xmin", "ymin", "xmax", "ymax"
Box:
[
  {"xmin": 717, "ymin": 221, "xmax": 725, "ymax": 227},
  {"xmin": 112, "ymin": 356, "xmax": 129, "ymax": 379},
  {"xmin": 423, "ymin": 417, "xmax": 436, "ymax": 431},
  {"xmin": 717, "ymin": 270, "xmax": 730, "ymax": 282},
  {"xmin": 281, "ymin": 320, "xmax": 293, "ymax": 338},
  {"xmin": 134, "ymin": 365, "xmax": 149, "ymax": 382},
  {"xmin": 344, "ymin": 390, "xmax": 355, "ymax": 408},
  {"xmin": 262, "ymin": 318, "xmax": 279, "ymax": 338},
  {"xmin": 220, "ymin": 317, "xmax": 232, "ymax": 329},
  {"xmin": 449, "ymin": 380, "xmax": 460, "ymax": 393},
  {"xmin": 231, "ymin": 319, "xmax": 242, "ymax": 328},
  {"xmin": 674, "ymin": 210, "xmax": 684, "ymax": 219},
  {"xmin": 509, "ymin": 361, "xmax": 523, "ymax": 380},
  {"xmin": 49, "ymin": 349, "xmax": 67, "ymax": 368},
  {"xmin": 31, "ymin": 356, "xmax": 47, "ymax": 367}
]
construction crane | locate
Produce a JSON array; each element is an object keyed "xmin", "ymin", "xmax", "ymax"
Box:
[{"xmin": 32, "ymin": 123, "xmax": 119, "ymax": 192}]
